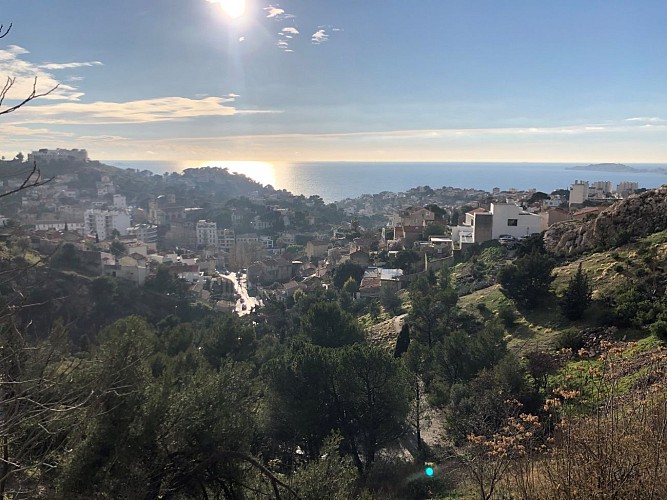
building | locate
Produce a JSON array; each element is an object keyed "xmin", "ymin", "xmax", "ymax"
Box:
[
  {"xmin": 196, "ymin": 220, "xmax": 218, "ymax": 248},
  {"xmin": 458, "ymin": 203, "xmax": 541, "ymax": 244},
  {"xmin": 390, "ymin": 206, "xmax": 435, "ymax": 227},
  {"xmin": 127, "ymin": 223, "xmax": 158, "ymax": 245},
  {"xmin": 616, "ymin": 181, "xmax": 639, "ymax": 196},
  {"xmin": 84, "ymin": 209, "xmax": 131, "ymax": 241},
  {"xmin": 569, "ymin": 180, "xmax": 589, "ymax": 206},
  {"xmin": 113, "ymin": 194, "xmax": 127, "ymax": 209},
  {"xmin": 306, "ymin": 240, "xmax": 330, "ymax": 260},
  {"xmin": 217, "ymin": 228, "xmax": 236, "ymax": 251},
  {"xmin": 34, "ymin": 221, "xmax": 85, "ymax": 233},
  {"xmin": 28, "ymin": 148, "xmax": 88, "ymax": 162}
]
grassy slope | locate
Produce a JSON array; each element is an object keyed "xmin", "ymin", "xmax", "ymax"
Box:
[{"xmin": 458, "ymin": 230, "xmax": 667, "ymax": 354}]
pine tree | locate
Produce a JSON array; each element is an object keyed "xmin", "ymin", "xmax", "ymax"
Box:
[{"xmin": 561, "ymin": 263, "xmax": 593, "ymax": 320}]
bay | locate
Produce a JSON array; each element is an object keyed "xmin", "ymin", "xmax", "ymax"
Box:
[{"xmin": 103, "ymin": 160, "xmax": 667, "ymax": 204}]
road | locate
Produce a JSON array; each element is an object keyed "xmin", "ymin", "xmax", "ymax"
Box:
[{"xmin": 222, "ymin": 272, "xmax": 261, "ymax": 316}]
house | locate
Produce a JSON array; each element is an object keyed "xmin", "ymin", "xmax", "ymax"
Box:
[
  {"xmin": 349, "ymin": 250, "xmax": 370, "ymax": 267},
  {"xmin": 248, "ymin": 257, "xmax": 293, "ymax": 285},
  {"xmin": 394, "ymin": 225, "xmax": 423, "ymax": 248},
  {"xmin": 390, "ymin": 206, "xmax": 435, "ymax": 227},
  {"xmin": 306, "ymin": 240, "xmax": 330, "ymax": 260},
  {"xmin": 540, "ymin": 208, "xmax": 571, "ymax": 231},
  {"xmin": 572, "ymin": 206, "xmax": 603, "ymax": 221},
  {"xmin": 459, "ymin": 203, "xmax": 541, "ymax": 244}
]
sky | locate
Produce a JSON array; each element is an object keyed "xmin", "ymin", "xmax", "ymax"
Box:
[{"xmin": 0, "ymin": 0, "xmax": 666, "ymax": 163}]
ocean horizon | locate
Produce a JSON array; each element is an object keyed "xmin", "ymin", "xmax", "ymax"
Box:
[{"xmin": 103, "ymin": 160, "xmax": 667, "ymax": 204}]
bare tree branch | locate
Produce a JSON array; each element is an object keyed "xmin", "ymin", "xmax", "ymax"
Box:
[
  {"xmin": 0, "ymin": 24, "xmax": 11, "ymax": 39},
  {"xmin": 0, "ymin": 77, "xmax": 59, "ymax": 116},
  {"xmin": 0, "ymin": 160, "xmax": 54, "ymax": 200}
]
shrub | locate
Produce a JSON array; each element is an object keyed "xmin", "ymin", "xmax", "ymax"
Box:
[
  {"xmin": 649, "ymin": 319, "xmax": 667, "ymax": 340},
  {"xmin": 556, "ymin": 328, "xmax": 584, "ymax": 351}
]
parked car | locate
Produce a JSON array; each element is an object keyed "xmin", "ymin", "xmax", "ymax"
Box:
[{"xmin": 498, "ymin": 234, "xmax": 517, "ymax": 244}]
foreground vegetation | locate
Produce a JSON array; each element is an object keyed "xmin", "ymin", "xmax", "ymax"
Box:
[{"xmin": 1, "ymin": 227, "xmax": 666, "ymax": 499}]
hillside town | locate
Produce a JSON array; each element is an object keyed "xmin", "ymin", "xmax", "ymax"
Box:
[{"xmin": 0, "ymin": 149, "xmax": 648, "ymax": 313}]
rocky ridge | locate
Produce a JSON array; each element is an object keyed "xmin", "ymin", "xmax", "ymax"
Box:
[{"xmin": 544, "ymin": 185, "xmax": 667, "ymax": 255}]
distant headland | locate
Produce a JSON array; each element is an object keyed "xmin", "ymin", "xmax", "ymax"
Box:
[{"xmin": 567, "ymin": 162, "xmax": 667, "ymax": 174}]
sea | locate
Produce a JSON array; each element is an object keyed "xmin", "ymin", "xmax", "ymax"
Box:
[{"xmin": 103, "ymin": 160, "xmax": 667, "ymax": 204}]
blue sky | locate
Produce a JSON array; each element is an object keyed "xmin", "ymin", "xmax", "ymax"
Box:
[{"xmin": 1, "ymin": 0, "xmax": 666, "ymax": 162}]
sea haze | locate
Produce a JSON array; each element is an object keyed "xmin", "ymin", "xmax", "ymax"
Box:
[{"xmin": 104, "ymin": 161, "xmax": 667, "ymax": 204}]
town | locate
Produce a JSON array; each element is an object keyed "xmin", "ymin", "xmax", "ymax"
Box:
[{"xmin": 0, "ymin": 148, "xmax": 646, "ymax": 313}]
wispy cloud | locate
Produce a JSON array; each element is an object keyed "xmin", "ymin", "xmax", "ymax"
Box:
[
  {"xmin": 264, "ymin": 4, "xmax": 295, "ymax": 20},
  {"xmin": 311, "ymin": 26, "xmax": 340, "ymax": 45},
  {"xmin": 311, "ymin": 29, "xmax": 328, "ymax": 44},
  {"xmin": 40, "ymin": 61, "xmax": 103, "ymax": 70},
  {"xmin": 277, "ymin": 26, "xmax": 299, "ymax": 51},
  {"xmin": 626, "ymin": 117, "xmax": 664, "ymax": 123},
  {"xmin": 0, "ymin": 45, "xmax": 100, "ymax": 101},
  {"xmin": 265, "ymin": 5, "xmax": 284, "ymax": 18},
  {"xmin": 6, "ymin": 96, "xmax": 278, "ymax": 125}
]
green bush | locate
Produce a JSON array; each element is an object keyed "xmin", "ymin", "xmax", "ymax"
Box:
[
  {"xmin": 556, "ymin": 328, "xmax": 584, "ymax": 350},
  {"xmin": 649, "ymin": 320, "xmax": 667, "ymax": 341}
]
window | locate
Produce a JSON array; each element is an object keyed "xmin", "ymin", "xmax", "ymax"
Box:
[{"xmin": 507, "ymin": 219, "xmax": 518, "ymax": 226}]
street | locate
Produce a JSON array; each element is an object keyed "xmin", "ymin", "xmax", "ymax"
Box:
[{"xmin": 221, "ymin": 271, "xmax": 261, "ymax": 316}]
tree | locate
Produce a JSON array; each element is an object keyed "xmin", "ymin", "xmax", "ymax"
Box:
[
  {"xmin": 497, "ymin": 251, "xmax": 555, "ymax": 309},
  {"xmin": 0, "ymin": 25, "xmax": 57, "ymax": 199},
  {"xmin": 408, "ymin": 272, "xmax": 458, "ymax": 348},
  {"xmin": 394, "ymin": 249, "xmax": 421, "ymax": 272},
  {"xmin": 333, "ymin": 261, "xmax": 364, "ymax": 290},
  {"xmin": 109, "ymin": 240, "xmax": 127, "ymax": 258},
  {"xmin": 393, "ymin": 323, "xmax": 410, "ymax": 358},
  {"xmin": 380, "ymin": 284, "xmax": 402, "ymax": 314},
  {"xmin": 300, "ymin": 301, "xmax": 364, "ymax": 347},
  {"xmin": 335, "ymin": 344, "xmax": 412, "ymax": 472},
  {"xmin": 0, "ymin": 321, "xmax": 92, "ymax": 497},
  {"xmin": 560, "ymin": 263, "xmax": 593, "ymax": 320}
]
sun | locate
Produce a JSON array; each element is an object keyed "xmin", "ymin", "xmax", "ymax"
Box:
[{"xmin": 219, "ymin": 0, "xmax": 246, "ymax": 19}]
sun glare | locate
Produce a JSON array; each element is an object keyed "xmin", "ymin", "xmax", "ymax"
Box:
[
  {"xmin": 197, "ymin": 161, "xmax": 276, "ymax": 188},
  {"xmin": 218, "ymin": 0, "xmax": 246, "ymax": 19}
]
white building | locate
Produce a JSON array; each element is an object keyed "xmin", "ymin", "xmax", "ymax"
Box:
[
  {"xmin": 196, "ymin": 220, "xmax": 218, "ymax": 248},
  {"xmin": 616, "ymin": 181, "xmax": 639, "ymax": 195},
  {"xmin": 84, "ymin": 209, "xmax": 131, "ymax": 241},
  {"xmin": 569, "ymin": 180, "xmax": 589, "ymax": 206},
  {"xmin": 456, "ymin": 203, "xmax": 541, "ymax": 245},
  {"xmin": 28, "ymin": 148, "xmax": 88, "ymax": 162},
  {"xmin": 486, "ymin": 203, "xmax": 541, "ymax": 240},
  {"xmin": 34, "ymin": 221, "xmax": 85, "ymax": 232},
  {"xmin": 127, "ymin": 223, "xmax": 158, "ymax": 244},
  {"xmin": 113, "ymin": 194, "xmax": 127, "ymax": 209}
]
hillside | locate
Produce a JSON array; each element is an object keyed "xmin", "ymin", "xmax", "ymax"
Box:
[{"xmin": 544, "ymin": 184, "xmax": 667, "ymax": 255}]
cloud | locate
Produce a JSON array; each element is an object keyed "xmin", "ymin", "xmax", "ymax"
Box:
[
  {"xmin": 5, "ymin": 96, "xmax": 278, "ymax": 125},
  {"xmin": 277, "ymin": 26, "xmax": 300, "ymax": 51},
  {"xmin": 626, "ymin": 117, "xmax": 664, "ymax": 123},
  {"xmin": 311, "ymin": 26, "xmax": 341, "ymax": 45},
  {"xmin": 0, "ymin": 45, "xmax": 100, "ymax": 101},
  {"xmin": 264, "ymin": 4, "xmax": 295, "ymax": 20},
  {"xmin": 265, "ymin": 6, "xmax": 284, "ymax": 18},
  {"xmin": 311, "ymin": 29, "xmax": 328, "ymax": 44},
  {"xmin": 40, "ymin": 61, "xmax": 103, "ymax": 70}
]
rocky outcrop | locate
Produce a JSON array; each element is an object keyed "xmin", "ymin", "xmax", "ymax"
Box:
[{"xmin": 544, "ymin": 185, "xmax": 667, "ymax": 256}]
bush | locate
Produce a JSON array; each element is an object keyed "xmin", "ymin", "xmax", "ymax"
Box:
[
  {"xmin": 556, "ymin": 328, "xmax": 584, "ymax": 350},
  {"xmin": 497, "ymin": 303, "xmax": 517, "ymax": 328},
  {"xmin": 649, "ymin": 319, "xmax": 667, "ymax": 340}
]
